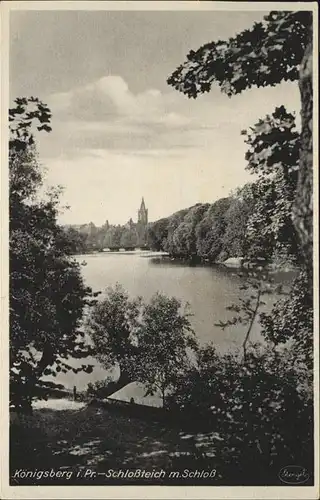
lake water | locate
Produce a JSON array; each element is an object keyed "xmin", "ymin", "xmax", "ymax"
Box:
[{"xmin": 51, "ymin": 251, "xmax": 293, "ymax": 390}]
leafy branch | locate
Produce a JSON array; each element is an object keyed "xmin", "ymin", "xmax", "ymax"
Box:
[{"xmin": 215, "ymin": 274, "xmax": 276, "ymax": 361}]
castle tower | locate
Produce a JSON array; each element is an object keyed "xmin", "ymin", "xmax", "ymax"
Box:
[
  {"xmin": 138, "ymin": 197, "xmax": 148, "ymax": 225},
  {"xmin": 137, "ymin": 197, "xmax": 148, "ymax": 247}
]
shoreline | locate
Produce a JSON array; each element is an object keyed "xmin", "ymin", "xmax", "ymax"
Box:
[{"xmin": 71, "ymin": 251, "xmax": 297, "ymax": 274}]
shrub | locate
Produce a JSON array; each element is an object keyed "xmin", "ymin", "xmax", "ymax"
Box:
[{"xmin": 167, "ymin": 343, "xmax": 313, "ymax": 484}]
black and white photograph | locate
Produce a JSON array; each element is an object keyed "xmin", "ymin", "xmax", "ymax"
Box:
[{"xmin": 1, "ymin": 1, "xmax": 318, "ymax": 498}]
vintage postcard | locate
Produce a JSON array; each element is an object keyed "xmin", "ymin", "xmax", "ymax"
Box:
[{"xmin": 1, "ymin": 1, "xmax": 319, "ymax": 499}]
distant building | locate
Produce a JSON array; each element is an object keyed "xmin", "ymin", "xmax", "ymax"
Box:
[
  {"xmin": 136, "ymin": 197, "xmax": 148, "ymax": 247},
  {"xmin": 138, "ymin": 197, "xmax": 148, "ymax": 225},
  {"xmin": 65, "ymin": 198, "xmax": 149, "ymax": 249}
]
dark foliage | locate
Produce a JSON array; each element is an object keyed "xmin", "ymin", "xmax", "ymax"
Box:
[
  {"xmin": 167, "ymin": 343, "xmax": 313, "ymax": 484},
  {"xmin": 9, "ymin": 98, "xmax": 95, "ymax": 412},
  {"xmin": 167, "ymin": 11, "xmax": 311, "ymax": 98}
]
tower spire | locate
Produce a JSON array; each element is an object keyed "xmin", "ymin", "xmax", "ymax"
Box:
[{"xmin": 138, "ymin": 197, "xmax": 148, "ymax": 225}]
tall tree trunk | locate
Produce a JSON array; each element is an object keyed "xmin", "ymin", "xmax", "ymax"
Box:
[{"xmin": 293, "ymin": 24, "xmax": 313, "ymax": 284}]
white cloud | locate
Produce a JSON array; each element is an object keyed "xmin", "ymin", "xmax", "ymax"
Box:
[
  {"xmin": 49, "ymin": 75, "xmax": 190, "ymax": 129},
  {"xmin": 40, "ymin": 75, "xmax": 201, "ymax": 162}
]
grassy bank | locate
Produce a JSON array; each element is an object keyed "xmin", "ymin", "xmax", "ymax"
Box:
[{"xmin": 10, "ymin": 400, "xmax": 223, "ymax": 486}]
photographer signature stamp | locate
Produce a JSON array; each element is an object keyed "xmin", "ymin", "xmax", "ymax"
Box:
[{"xmin": 278, "ymin": 465, "xmax": 310, "ymax": 485}]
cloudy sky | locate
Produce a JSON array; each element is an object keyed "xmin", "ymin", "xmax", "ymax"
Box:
[{"xmin": 10, "ymin": 7, "xmax": 301, "ymax": 225}]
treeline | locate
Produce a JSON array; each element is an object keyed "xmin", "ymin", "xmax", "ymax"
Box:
[
  {"xmin": 146, "ymin": 185, "xmax": 297, "ymax": 266},
  {"xmin": 63, "ymin": 222, "xmax": 145, "ymax": 254},
  {"xmin": 146, "ymin": 194, "xmax": 249, "ymax": 262}
]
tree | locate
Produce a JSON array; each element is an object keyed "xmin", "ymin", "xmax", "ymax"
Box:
[
  {"xmin": 168, "ymin": 9, "xmax": 313, "ymax": 280},
  {"xmin": 146, "ymin": 218, "xmax": 169, "ymax": 251},
  {"xmin": 168, "ymin": 12, "xmax": 310, "ymax": 97},
  {"xmin": 242, "ymin": 106, "xmax": 300, "ymax": 263},
  {"xmin": 221, "ymin": 187, "xmax": 255, "ymax": 259},
  {"xmin": 163, "ymin": 207, "xmax": 190, "ymax": 255},
  {"xmin": 87, "ymin": 287, "xmax": 198, "ymax": 403},
  {"xmin": 80, "ymin": 222, "xmax": 98, "ymax": 251},
  {"xmin": 102, "ymin": 227, "xmax": 115, "ymax": 248},
  {"xmin": 195, "ymin": 197, "xmax": 231, "ymax": 261},
  {"xmin": 105, "ymin": 225, "xmax": 125, "ymax": 247},
  {"xmin": 293, "ymin": 30, "xmax": 313, "ymax": 272},
  {"xmin": 63, "ymin": 226, "xmax": 88, "ymax": 254},
  {"xmin": 95, "ymin": 226, "xmax": 108, "ymax": 251},
  {"xmin": 171, "ymin": 203, "xmax": 210, "ymax": 259},
  {"xmin": 167, "ymin": 6, "xmax": 314, "ymax": 371},
  {"xmin": 9, "ymin": 97, "xmax": 94, "ymax": 412},
  {"xmin": 120, "ymin": 227, "xmax": 138, "ymax": 248},
  {"xmin": 134, "ymin": 293, "xmax": 198, "ymax": 407},
  {"xmin": 215, "ymin": 275, "xmax": 272, "ymax": 361},
  {"xmin": 167, "ymin": 343, "xmax": 313, "ymax": 483},
  {"xmin": 260, "ymin": 269, "xmax": 313, "ymax": 369},
  {"xmin": 86, "ymin": 283, "xmax": 142, "ymax": 386}
]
